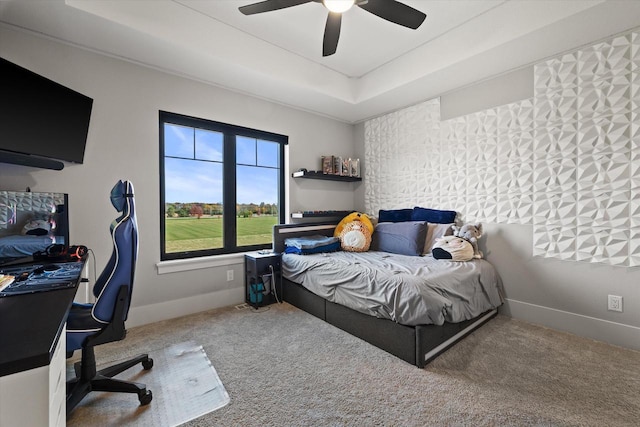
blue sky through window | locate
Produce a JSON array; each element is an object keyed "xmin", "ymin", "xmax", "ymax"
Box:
[{"xmin": 164, "ymin": 125, "xmax": 279, "ymax": 204}]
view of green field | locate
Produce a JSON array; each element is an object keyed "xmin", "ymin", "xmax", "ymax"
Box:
[{"xmin": 164, "ymin": 215, "xmax": 277, "ymax": 252}]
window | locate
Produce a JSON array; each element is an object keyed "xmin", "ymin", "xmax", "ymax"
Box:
[{"xmin": 160, "ymin": 111, "xmax": 287, "ymax": 260}]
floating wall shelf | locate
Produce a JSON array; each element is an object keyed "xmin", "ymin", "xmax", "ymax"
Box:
[
  {"xmin": 291, "ymin": 210, "xmax": 352, "ymax": 219},
  {"xmin": 292, "ymin": 171, "xmax": 361, "ymax": 182}
]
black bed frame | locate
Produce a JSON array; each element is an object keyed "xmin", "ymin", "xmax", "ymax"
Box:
[{"xmin": 273, "ymin": 222, "xmax": 498, "ymax": 368}]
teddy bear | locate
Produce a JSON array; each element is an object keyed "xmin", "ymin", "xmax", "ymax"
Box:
[{"xmin": 451, "ymin": 223, "xmax": 483, "ymax": 259}]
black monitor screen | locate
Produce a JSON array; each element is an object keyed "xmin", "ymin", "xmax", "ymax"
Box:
[
  {"xmin": 0, "ymin": 191, "xmax": 69, "ymax": 263},
  {"xmin": 0, "ymin": 57, "xmax": 93, "ymax": 164}
]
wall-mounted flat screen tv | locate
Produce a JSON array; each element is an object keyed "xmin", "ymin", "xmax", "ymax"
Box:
[{"xmin": 0, "ymin": 57, "xmax": 93, "ymax": 164}]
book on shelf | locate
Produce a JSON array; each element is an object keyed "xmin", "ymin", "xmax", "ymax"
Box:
[
  {"xmin": 292, "ymin": 170, "xmax": 305, "ymax": 177},
  {"xmin": 321, "ymin": 156, "xmax": 334, "ymax": 174},
  {"xmin": 333, "ymin": 156, "xmax": 343, "ymax": 175}
]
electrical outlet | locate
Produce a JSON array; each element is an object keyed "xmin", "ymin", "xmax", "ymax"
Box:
[
  {"xmin": 226, "ymin": 270, "xmax": 234, "ymax": 282},
  {"xmin": 608, "ymin": 295, "xmax": 623, "ymax": 312}
]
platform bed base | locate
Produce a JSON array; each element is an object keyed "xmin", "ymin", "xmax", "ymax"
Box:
[{"xmin": 282, "ymin": 278, "xmax": 497, "ymax": 368}]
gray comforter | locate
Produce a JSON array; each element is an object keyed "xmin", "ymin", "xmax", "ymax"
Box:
[{"xmin": 282, "ymin": 251, "xmax": 504, "ymax": 326}]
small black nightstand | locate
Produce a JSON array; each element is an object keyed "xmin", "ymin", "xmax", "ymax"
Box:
[{"xmin": 244, "ymin": 252, "xmax": 282, "ymax": 309}]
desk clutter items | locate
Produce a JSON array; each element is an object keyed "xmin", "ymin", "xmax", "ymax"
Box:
[
  {"xmin": 321, "ymin": 155, "xmax": 360, "ymax": 177},
  {"xmin": 0, "ymin": 261, "xmax": 83, "ymax": 296},
  {"xmin": 33, "ymin": 243, "xmax": 88, "ymax": 262}
]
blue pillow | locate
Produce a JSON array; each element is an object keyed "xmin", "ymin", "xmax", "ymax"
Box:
[
  {"xmin": 411, "ymin": 207, "xmax": 457, "ymax": 224},
  {"xmin": 378, "ymin": 208, "xmax": 413, "ymax": 223},
  {"xmin": 370, "ymin": 221, "xmax": 428, "ymax": 256}
]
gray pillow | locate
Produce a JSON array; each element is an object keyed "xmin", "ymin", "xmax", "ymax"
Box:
[{"xmin": 371, "ymin": 221, "xmax": 428, "ymax": 256}]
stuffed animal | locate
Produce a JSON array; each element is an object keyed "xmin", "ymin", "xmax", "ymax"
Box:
[
  {"xmin": 451, "ymin": 223, "xmax": 483, "ymax": 259},
  {"xmin": 431, "ymin": 235, "xmax": 474, "ymax": 261},
  {"xmin": 334, "ymin": 212, "xmax": 373, "ymax": 237},
  {"xmin": 339, "ymin": 220, "xmax": 372, "ymax": 252}
]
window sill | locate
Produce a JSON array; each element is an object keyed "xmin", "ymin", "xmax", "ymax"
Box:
[{"xmin": 156, "ymin": 252, "xmax": 245, "ymax": 275}]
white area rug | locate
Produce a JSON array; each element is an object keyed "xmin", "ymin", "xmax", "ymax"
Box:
[{"xmin": 67, "ymin": 341, "xmax": 230, "ymax": 426}]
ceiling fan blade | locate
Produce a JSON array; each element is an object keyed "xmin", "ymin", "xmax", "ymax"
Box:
[
  {"xmin": 239, "ymin": 0, "xmax": 314, "ymax": 15},
  {"xmin": 323, "ymin": 12, "xmax": 342, "ymax": 57},
  {"xmin": 358, "ymin": 0, "xmax": 426, "ymax": 29}
]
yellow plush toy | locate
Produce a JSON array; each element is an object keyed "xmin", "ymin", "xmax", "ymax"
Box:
[
  {"xmin": 334, "ymin": 212, "xmax": 374, "ymax": 237},
  {"xmin": 339, "ymin": 220, "xmax": 372, "ymax": 252}
]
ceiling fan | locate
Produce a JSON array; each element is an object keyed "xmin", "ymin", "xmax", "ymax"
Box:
[{"xmin": 239, "ymin": 0, "xmax": 427, "ymax": 57}]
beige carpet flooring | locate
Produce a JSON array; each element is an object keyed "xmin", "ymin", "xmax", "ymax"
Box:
[
  {"xmin": 67, "ymin": 341, "xmax": 229, "ymax": 426},
  {"xmin": 68, "ymin": 302, "xmax": 640, "ymax": 426}
]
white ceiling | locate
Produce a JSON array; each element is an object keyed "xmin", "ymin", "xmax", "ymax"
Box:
[{"xmin": 1, "ymin": 0, "xmax": 639, "ymax": 123}]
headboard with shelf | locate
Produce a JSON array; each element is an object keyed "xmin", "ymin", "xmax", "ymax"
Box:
[{"xmin": 272, "ymin": 221, "xmax": 338, "ymax": 253}]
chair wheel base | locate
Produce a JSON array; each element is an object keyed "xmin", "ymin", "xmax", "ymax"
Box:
[
  {"xmin": 142, "ymin": 358, "xmax": 154, "ymax": 370},
  {"xmin": 139, "ymin": 389, "xmax": 153, "ymax": 405}
]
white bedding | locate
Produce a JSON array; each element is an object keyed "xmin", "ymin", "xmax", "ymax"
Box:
[{"xmin": 282, "ymin": 251, "xmax": 504, "ymax": 326}]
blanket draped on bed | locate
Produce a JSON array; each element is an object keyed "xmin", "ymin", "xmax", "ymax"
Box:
[{"xmin": 282, "ymin": 251, "xmax": 503, "ymax": 326}]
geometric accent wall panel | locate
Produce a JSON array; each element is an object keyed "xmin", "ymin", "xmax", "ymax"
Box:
[
  {"xmin": 464, "ymin": 108, "xmax": 499, "ymax": 222},
  {"xmin": 495, "ymin": 99, "xmax": 534, "ymax": 224},
  {"xmin": 364, "ymin": 99, "xmax": 441, "ymax": 216},
  {"xmin": 576, "ymin": 35, "xmax": 632, "ymax": 265},
  {"xmin": 365, "ymin": 29, "xmax": 639, "ymax": 267},
  {"xmin": 365, "ymin": 97, "xmax": 534, "ymax": 225},
  {"xmin": 533, "ymin": 52, "xmax": 580, "ymax": 260},
  {"xmin": 438, "ymin": 115, "xmax": 466, "ymax": 215},
  {"xmin": 632, "ymin": 31, "xmax": 640, "ymax": 266},
  {"xmin": 533, "ymin": 33, "xmax": 636, "ymax": 266}
]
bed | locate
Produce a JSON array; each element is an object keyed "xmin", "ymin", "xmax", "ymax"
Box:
[{"xmin": 273, "ymin": 221, "xmax": 504, "ymax": 368}]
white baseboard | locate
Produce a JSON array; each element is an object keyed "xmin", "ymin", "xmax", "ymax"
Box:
[
  {"xmin": 502, "ymin": 298, "xmax": 640, "ymax": 351},
  {"xmin": 126, "ymin": 287, "xmax": 245, "ymax": 328}
]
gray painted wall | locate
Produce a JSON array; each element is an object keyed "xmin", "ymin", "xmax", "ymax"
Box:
[{"xmin": 440, "ymin": 67, "xmax": 533, "ymax": 120}]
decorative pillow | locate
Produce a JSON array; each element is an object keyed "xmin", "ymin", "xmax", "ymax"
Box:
[
  {"xmin": 411, "ymin": 206, "xmax": 457, "ymax": 224},
  {"xmin": 339, "ymin": 220, "xmax": 372, "ymax": 252},
  {"xmin": 431, "ymin": 235, "xmax": 474, "ymax": 262},
  {"xmin": 378, "ymin": 208, "xmax": 413, "ymax": 223},
  {"xmin": 370, "ymin": 221, "xmax": 427, "ymax": 256},
  {"xmin": 423, "ymin": 223, "xmax": 454, "ymax": 255},
  {"xmin": 284, "ymin": 235, "xmax": 340, "ymax": 254},
  {"xmin": 21, "ymin": 219, "xmax": 50, "ymax": 236},
  {"xmin": 334, "ymin": 212, "xmax": 374, "ymax": 237}
]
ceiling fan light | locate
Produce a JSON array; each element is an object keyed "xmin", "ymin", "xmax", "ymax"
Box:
[{"xmin": 323, "ymin": 0, "xmax": 354, "ymax": 13}]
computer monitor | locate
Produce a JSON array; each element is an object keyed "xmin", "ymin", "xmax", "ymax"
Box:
[{"xmin": 0, "ymin": 190, "xmax": 69, "ymax": 265}]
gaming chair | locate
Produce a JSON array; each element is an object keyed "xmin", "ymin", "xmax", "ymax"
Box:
[{"xmin": 66, "ymin": 180, "xmax": 153, "ymax": 414}]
